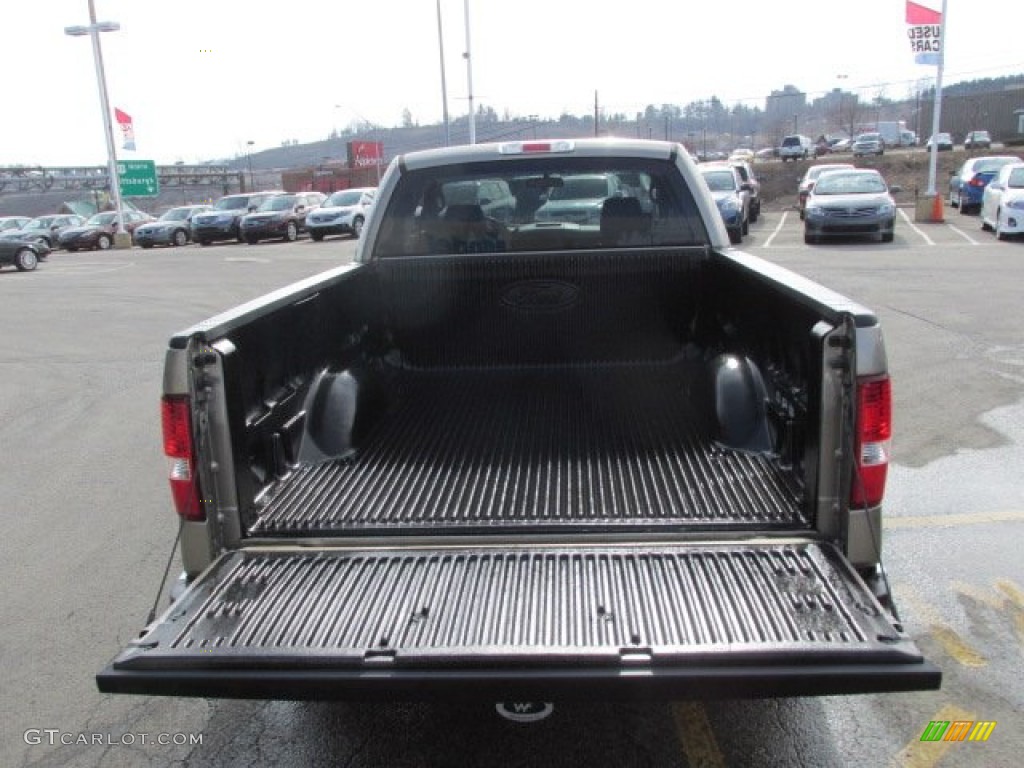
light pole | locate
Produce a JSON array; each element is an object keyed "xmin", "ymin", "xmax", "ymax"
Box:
[
  {"xmin": 64, "ymin": 0, "xmax": 129, "ymax": 249},
  {"xmin": 246, "ymin": 140, "xmax": 255, "ymax": 192}
]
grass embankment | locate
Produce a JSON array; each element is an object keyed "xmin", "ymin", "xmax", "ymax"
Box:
[{"xmin": 752, "ymin": 148, "xmax": 1021, "ymax": 210}]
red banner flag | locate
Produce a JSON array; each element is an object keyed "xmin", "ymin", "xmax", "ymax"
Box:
[
  {"xmin": 906, "ymin": 1, "xmax": 942, "ymax": 65},
  {"xmin": 906, "ymin": 1, "xmax": 941, "ymax": 24},
  {"xmin": 114, "ymin": 108, "xmax": 136, "ymax": 151}
]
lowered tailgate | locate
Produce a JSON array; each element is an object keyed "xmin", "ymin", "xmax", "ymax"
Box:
[{"xmin": 98, "ymin": 542, "xmax": 939, "ymax": 699}]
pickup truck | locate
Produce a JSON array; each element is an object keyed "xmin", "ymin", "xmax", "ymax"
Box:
[{"xmin": 98, "ymin": 139, "xmax": 940, "ymax": 701}]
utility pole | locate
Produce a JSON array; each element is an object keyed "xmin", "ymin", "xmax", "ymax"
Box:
[{"xmin": 594, "ymin": 91, "xmax": 599, "ymax": 137}]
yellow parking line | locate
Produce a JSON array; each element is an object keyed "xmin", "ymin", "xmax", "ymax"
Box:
[
  {"xmin": 994, "ymin": 579, "xmax": 1024, "ymax": 645},
  {"xmin": 894, "ymin": 589, "xmax": 987, "ymax": 668},
  {"xmin": 884, "ymin": 510, "xmax": 1024, "ymax": 529},
  {"xmin": 929, "ymin": 627, "xmax": 988, "ymax": 667},
  {"xmin": 950, "ymin": 581, "xmax": 1004, "ymax": 610},
  {"xmin": 994, "ymin": 579, "xmax": 1024, "ymax": 609},
  {"xmin": 892, "ymin": 703, "xmax": 976, "ymax": 768},
  {"xmin": 672, "ymin": 702, "xmax": 727, "ymax": 768}
]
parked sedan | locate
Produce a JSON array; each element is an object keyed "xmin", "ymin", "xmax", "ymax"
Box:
[
  {"xmin": 133, "ymin": 205, "xmax": 214, "ymax": 248},
  {"xmin": 948, "ymin": 155, "xmax": 1021, "ymax": 214},
  {"xmin": 0, "ymin": 236, "xmax": 49, "ymax": 272},
  {"xmin": 964, "ymin": 130, "xmax": 992, "ymax": 150},
  {"xmin": 0, "ymin": 214, "xmax": 87, "ymax": 248},
  {"xmin": 803, "ymin": 169, "xmax": 899, "ymax": 244},
  {"xmin": 925, "ymin": 132, "xmax": 954, "ymax": 151},
  {"xmin": 239, "ymin": 192, "xmax": 325, "ymax": 243},
  {"xmin": 797, "ymin": 163, "xmax": 855, "ymax": 220},
  {"xmin": 306, "ymin": 187, "xmax": 376, "ymax": 241},
  {"xmin": 980, "ymin": 162, "xmax": 1024, "ymax": 240},
  {"xmin": 57, "ymin": 210, "xmax": 153, "ymax": 251},
  {"xmin": 0, "ymin": 216, "xmax": 32, "ymax": 232}
]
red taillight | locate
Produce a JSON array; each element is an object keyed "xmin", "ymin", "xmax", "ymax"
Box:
[
  {"xmin": 161, "ymin": 395, "xmax": 205, "ymax": 521},
  {"xmin": 851, "ymin": 376, "xmax": 891, "ymax": 508}
]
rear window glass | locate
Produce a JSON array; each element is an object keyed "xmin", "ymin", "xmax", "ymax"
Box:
[
  {"xmin": 814, "ymin": 173, "xmax": 886, "ymax": 194},
  {"xmin": 371, "ymin": 156, "xmax": 708, "ymax": 258},
  {"xmin": 975, "ymin": 157, "xmax": 1018, "ymax": 173}
]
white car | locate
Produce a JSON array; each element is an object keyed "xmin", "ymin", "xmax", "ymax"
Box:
[
  {"xmin": 305, "ymin": 187, "xmax": 376, "ymax": 241},
  {"xmin": 980, "ymin": 162, "xmax": 1024, "ymax": 240}
]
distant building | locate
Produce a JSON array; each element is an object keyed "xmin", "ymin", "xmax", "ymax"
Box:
[{"xmin": 766, "ymin": 85, "xmax": 807, "ymax": 125}]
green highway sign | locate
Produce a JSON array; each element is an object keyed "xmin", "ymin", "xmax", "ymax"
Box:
[{"xmin": 117, "ymin": 159, "xmax": 159, "ymax": 197}]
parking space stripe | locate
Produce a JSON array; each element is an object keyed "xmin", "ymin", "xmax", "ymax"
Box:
[
  {"xmin": 898, "ymin": 209, "xmax": 936, "ymax": 246},
  {"xmin": 945, "ymin": 222, "xmax": 981, "ymax": 245},
  {"xmin": 884, "ymin": 510, "xmax": 1024, "ymax": 529},
  {"xmin": 893, "ymin": 703, "xmax": 976, "ymax": 768},
  {"xmin": 762, "ymin": 211, "xmax": 789, "ymax": 248},
  {"xmin": 672, "ymin": 702, "xmax": 726, "ymax": 768},
  {"xmin": 896, "ymin": 588, "xmax": 988, "ymax": 668},
  {"xmin": 994, "ymin": 579, "xmax": 1024, "ymax": 647}
]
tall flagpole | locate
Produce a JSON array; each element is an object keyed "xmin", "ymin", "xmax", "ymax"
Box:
[{"xmin": 925, "ymin": 0, "xmax": 948, "ymax": 197}]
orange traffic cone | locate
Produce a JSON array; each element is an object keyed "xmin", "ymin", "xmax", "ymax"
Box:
[{"xmin": 931, "ymin": 194, "xmax": 945, "ymax": 223}]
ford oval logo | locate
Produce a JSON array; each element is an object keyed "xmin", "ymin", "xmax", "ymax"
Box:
[
  {"xmin": 495, "ymin": 701, "xmax": 555, "ymax": 723},
  {"xmin": 500, "ymin": 280, "xmax": 580, "ymax": 312}
]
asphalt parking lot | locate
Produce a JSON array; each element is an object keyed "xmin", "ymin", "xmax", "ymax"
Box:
[{"xmin": 1, "ymin": 220, "xmax": 1021, "ymax": 767}]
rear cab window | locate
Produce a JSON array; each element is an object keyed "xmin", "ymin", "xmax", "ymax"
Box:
[{"xmin": 371, "ymin": 156, "xmax": 708, "ymax": 258}]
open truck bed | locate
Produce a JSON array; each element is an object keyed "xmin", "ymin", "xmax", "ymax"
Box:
[
  {"xmin": 99, "ymin": 247, "xmax": 940, "ymax": 699},
  {"xmin": 252, "ymin": 363, "xmax": 805, "ymax": 535}
]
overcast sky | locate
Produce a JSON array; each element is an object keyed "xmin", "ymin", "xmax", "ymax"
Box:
[{"xmin": 3, "ymin": 0, "xmax": 1021, "ymax": 167}]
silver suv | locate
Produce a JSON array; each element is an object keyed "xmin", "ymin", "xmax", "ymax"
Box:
[
  {"xmin": 779, "ymin": 135, "xmax": 813, "ymax": 162},
  {"xmin": 306, "ymin": 187, "xmax": 376, "ymax": 241}
]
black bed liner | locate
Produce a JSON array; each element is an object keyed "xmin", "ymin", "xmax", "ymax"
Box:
[
  {"xmin": 250, "ymin": 364, "xmax": 806, "ymax": 536},
  {"xmin": 98, "ymin": 541, "xmax": 940, "ymax": 699}
]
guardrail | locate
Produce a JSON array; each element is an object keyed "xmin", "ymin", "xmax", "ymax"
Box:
[{"xmin": 0, "ymin": 166, "xmax": 242, "ymax": 194}]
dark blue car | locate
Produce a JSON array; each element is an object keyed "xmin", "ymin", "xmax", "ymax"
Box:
[{"xmin": 949, "ymin": 155, "xmax": 1021, "ymax": 214}]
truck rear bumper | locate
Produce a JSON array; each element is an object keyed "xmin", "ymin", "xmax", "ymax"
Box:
[
  {"xmin": 97, "ymin": 542, "xmax": 940, "ymax": 700},
  {"xmin": 98, "ymin": 658, "xmax": 940, "ymax": 701}
]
